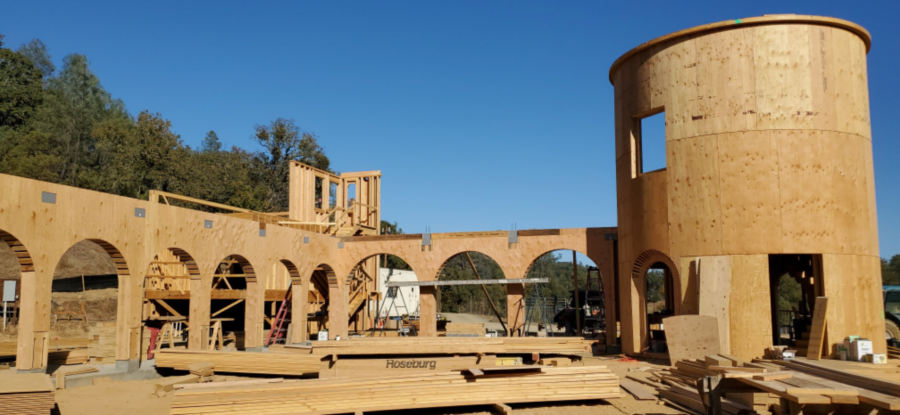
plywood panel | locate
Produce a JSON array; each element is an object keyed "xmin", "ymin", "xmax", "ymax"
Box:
[
  {"xmin": 667, "ymin": 135, "xmax": 722, "ymax": 257},
  {"xmin": 717, "ymin": 131, "xmax": 783, "ymax": 254},
  {"xmin": 696, "ymin": 256, "xmax": 731, "ymax": 354},
  {"xmin": 663, "ymin": 315, "xmax": 720, "ymax": 364},
  {"xmin": 754, "ymin": 24, "xmax": 813, "ymax": 131},
  {"xmin": 665, "ymin": 39, "xmax": 698, "ymax": 141},
  {"xmin": 728, "ymin": 255, "xmax": 771, "ymax": 360},
  {"xmin": 821, "ymin": 254, "xmax": 885, "ymax": 355}
]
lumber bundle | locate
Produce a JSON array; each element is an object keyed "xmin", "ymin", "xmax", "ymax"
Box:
[
  {"xmin": 630, "ymin": 354, "xmax": 900, "ymax": 415},
  {"xmin": 0, "ymin": 372, "xmax": 56, "ymax": 414},
  {"xmin": 443, "ymin": 322, "xmax": 485, "ymax": 336},
  {"xmin": 306, "ymin": 337, "xmax": 593, "ymax": 356},
  {"xmin": 155, "ymin": 349, "xmax": 320, "ymax": 376},
  {"xmin": 53, "ymin": 365, "xmax": 99, "ymax": 389},
  {"xmin": 171, "ymin": 366, "xmax": 619, "ymax": 415}
]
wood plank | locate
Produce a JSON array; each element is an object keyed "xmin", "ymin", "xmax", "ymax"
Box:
[
  {"xmin": 806, "ymin": 297, "xmax": 829, "ymax": 360},
  {"xmin": 619, "ymin": 378, "xmax": 658, "ymax": 400}
]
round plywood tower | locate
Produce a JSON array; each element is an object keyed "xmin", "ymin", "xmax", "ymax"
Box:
[{"xmin": 610, "ymin": 15, "xmax": 882, "ymax": 359}]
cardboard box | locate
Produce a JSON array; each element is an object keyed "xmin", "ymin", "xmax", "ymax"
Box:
[
  {"xmin": 851, "ymin": 339, "xmax": 873, "ymax": 362},
  {"xmin": 866, "ymin": 353, "xmax": 888, "ymax": 364},
  {"xmin": 317, "ymin": 330, "xmax": 329, "ymax": 341}
]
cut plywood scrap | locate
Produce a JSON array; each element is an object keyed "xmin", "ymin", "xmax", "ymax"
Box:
[
  {"xmin": 705, "ymin": 355, "xmax": 732, "ymax": 367},
  {"xmin": 663, "ymin": 315, "xmax": 721, "ymax": 365},
  {"xmin": 155, "ymin": 374, "xmax": 201, "ymax": 394},
  {"xmin": 619, "ymin": 378, "xmax": 658, "ymax": 400},
  {"xmin": 806, "ymin": 297, "xmax": 829, "ymax": 360}
]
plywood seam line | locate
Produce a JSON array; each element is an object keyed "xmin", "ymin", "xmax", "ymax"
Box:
[{"xmin": 662, "ymin": 129, "xmax": 871, "ymax": 143}]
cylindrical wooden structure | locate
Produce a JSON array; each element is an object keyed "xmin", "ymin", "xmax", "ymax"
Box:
[{"xmin": 610, "ymin": 15, "xmax": 882, "ymax": 358}]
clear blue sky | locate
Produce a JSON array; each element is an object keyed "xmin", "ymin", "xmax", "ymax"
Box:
[{"xmin": 3, "ymin": 1, "xmax": 899, "ymax": 259}]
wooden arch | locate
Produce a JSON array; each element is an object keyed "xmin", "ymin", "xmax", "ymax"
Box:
[
  {"xmin": 0, "ymin": 229, "xmax": 33, "ymax": 273},
  {"xmin": 86, "ymin": 239, "xmax": 130, "ymax": 278},
  {"xmin": 522, "ymin": 248, "xmax": 604, "ymax": 279},
  {"xmin": 631, "ymin": 249, "xmax": 681, "ymax": 315},
  {"xmin": 433, "ymin": 251, "xmax": 505, "ymax": 281},
  {"xmin": 280, "ymin": 259, "xmax": 301, "ymax": 282},
  {"xmin": 345, "ymin": 253, "xmax": 415, "ymax": 284}
]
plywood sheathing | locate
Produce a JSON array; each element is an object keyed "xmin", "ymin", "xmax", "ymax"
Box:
[{"xmin": 611, "ymin": 15, "xmax": 881, "ymax": 357}]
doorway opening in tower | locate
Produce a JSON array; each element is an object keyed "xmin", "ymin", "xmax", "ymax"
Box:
[{"xmin": 768, "ymin": 254, "xmax": 823, "ymax": 352}]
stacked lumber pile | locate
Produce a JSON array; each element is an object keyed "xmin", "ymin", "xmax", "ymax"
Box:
[
  {"xmin": 88, "ymin": 322, "xmax": 117, "ymax": 364},
  {"xmin": 171, "ymin": 366, "xmax": 619, "ymax": 415},
  {"xmin": 0, "ymin": 372, "xmax": 56, "ymax": 414},
  {"xmin": 888, "ymin": 345, "xmax": 900, "ymax": 360},
  {"xmin": 626, "ymin": 354, "xmax": 900, "ymax": 415},
  {"xmin": 443, "ymin": 322, "xmax": 485, "ymax": 336},
  {"xmin": 307, "ymin": 337, "xmax": 593, "ymax": 356},
  {"xmin": 155, "ymin": 349, "xmax": 320, "ymax": 376}
]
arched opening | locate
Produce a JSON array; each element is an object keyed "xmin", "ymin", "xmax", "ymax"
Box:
[
  {"xmin": 47, "ymin": 239, "xmax": 128, "ymax": 365},
  {"xmin": 308, "ymin": 264, "xmax": 336, "ymax": 340},
  {"xmin": 210, "ymin": 255, "xmax": 254, "ymax": 350},
  {"xmin": 631, "ymin": 249, "xmax": 680, "ymax": 354},
  {"xmin": 0, "ymin": 230, "xmax": 33, "ymax": 365},
  {"xmin": 262, "ymin": 260, "xmax": 300, "ymax": 346},
  {"xmin": 143, "ymin": 248, "xmax": 199, "ymax": 357},
  {"xmin": 346, "ymin": 253, "xmax": 414, "ymax": 337},
  {"xmin": 434, "ymin": 252, "xmax": 506, "ymax": 337},
  {"xmin": 524, "ymin": 249, "xmax": 605, "ymax": 338}
]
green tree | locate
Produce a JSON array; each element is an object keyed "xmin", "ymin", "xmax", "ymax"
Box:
[
  {"xmin": 37, "ymin": 54, "xmax": 127, "ymax": 186},
  {"xmin": 201, "ymin": 130, "xmax": 221, "ymax": 153},
  {"xmin": 378, "ymin": 220, "xmax": 411, "ymax": 270},
  {"xmin": 252, "ymin": 118, "xmax": 330, "ymax": 211},
  {"xmin": 0, "ymin": 47, "xmax": 43, "ymax": 127},
  {"xmin": 883, "ymin": 255, "xmax": 900, "ymax": 286},
  {"xmin": 646, "ymin": 269, "xmax": 665, "ymax": 303},
  {"xmin": 17, "ymin": 39, "xmax": 54, "ymax": 79}
]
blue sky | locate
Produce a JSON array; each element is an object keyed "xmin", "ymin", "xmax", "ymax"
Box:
[{"xmin": 2, "ymin": 1, "xmax": 899, "ymax": 260}]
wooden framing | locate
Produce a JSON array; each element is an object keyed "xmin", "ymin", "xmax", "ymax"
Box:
[{"xmin": 610, "ymin": 14, "xmax": 883, "ymax": 358}]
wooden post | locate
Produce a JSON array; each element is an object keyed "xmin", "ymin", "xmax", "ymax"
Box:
[{"xmin": 574, "ymin": 250, "xmax": 580, "ymax": 335}]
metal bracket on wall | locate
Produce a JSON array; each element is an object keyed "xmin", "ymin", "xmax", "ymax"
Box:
[
  {"xmin": 303, "ymin": 236, "xmax": 309, "ymax": 244},
  {"xmin": 338, "ymin": 241, "xmax": 344, "ymax": 249},
  {"xmin": 422, "ymin": 227, "xmax": 432, "ymax": 252},
  {"xmin": 41, "ymin": 191, "xmax": 56, "ymax": 204},
  {"xmin": 605, "ymin": 233, "xmax": 618, "ymax": 241},
  {"xmin": 204, "ymin": 220, "xmax": 213, "ymax": 229},
  {"xmin": 134, "ymin": 207, "xmax": 146, "ymax": 218},
  {"xmin": 508, "ymin": 224, "xmax": 518, "ymax": 248}
]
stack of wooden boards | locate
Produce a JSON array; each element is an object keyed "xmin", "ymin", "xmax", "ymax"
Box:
[
  {"xmin": 52, "ymin": 365, "xmax": 99, "ymax": 389},
  {"xmin": 188, "ymin": 362, "xmax": 214, "ymax": 381},
  {"xmin": 156, "ymin": 350, "xmax": 320, "ymax": 376},
  {"xmin": 443, "ymin": 322, "xmax": 486, "ymax": 336},
  {"xmin": 170, "ymin": 366, "xmax": 619, "ymax": 415},
  {"xmin": 624, "ymin": 354, "xmax": 900, "ymax": 415},
  {"xmin": 306, "ymin": 336, "xmax": 594, "ymax": 356},
  {"xmin": 0, "ymin": 372, "xmax": 56, "ymax": 414},
  {"xmin": 888, "ymin": 345, "xmax": 900, "ymax": 360}
]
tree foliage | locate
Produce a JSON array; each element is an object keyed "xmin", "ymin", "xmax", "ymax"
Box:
[
  {"xmin": 884, "ymin": 255, "xmax": 900, "ymax": 286},
  {"xmin": 0, "ymin": 36, "xmax": 331, "ymax": 214}
]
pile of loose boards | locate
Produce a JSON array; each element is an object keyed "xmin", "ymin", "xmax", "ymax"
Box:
[
  {"xmin": 170, "ymin": 366, "xmax": 619, "ymax": 415},
  {"xmin": 622, "ymin": 353, "xmax": 900, "ymax": 415},
  {"xmin": 0, "ymin": 372, "xmax": 56, "ymax": 414}
]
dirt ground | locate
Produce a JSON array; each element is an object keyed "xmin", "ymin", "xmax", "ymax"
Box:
[{"xmin": 51, "ymin": 358, "xmax": 685, "ymax": 415}]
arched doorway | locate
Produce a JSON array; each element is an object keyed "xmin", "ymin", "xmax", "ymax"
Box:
[
  {"xmin": 631, "ymin": 250, "xmax": 680, "ymax": 353},
  {"xmin": 309, "ymin": 264, "xmax": 338, "ymax": 339},
  {"xmin": 524, "ymin": 249, "xmax": 605, "ymax": 338},
  {"xmin": 143, "ymin": 248, "xmax": 199, "ymax": 356},
  {"xmin": 434, "ymin": 252, "xmax": 506, "ymax": 336},
  {"xmin": 0, "ymin": 230, "xmax": 33, "ymax": 367},
  {"xmin": 262, "ymin": 260, "xmax": 301, "ymax": 345},
  {"xmin": 47, "ymin": 239, "xmax": 130, "ymax": 365},
  {"xmin": 210, "ymin": 255, "xmax": 254, "ymax": 350},
  {"xmin": 347, "ymin": 253, "xmax": 415, "ymax": 336}
]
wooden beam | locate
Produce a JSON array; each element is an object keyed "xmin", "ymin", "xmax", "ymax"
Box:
[{"xmin": 211, "ymin": 299, "xmax": 245, "ymax": 318}]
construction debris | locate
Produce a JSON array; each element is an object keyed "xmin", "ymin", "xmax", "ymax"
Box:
[{"xmin": 170, "ymin": 366, "xmax": 619, "ymax": 415}]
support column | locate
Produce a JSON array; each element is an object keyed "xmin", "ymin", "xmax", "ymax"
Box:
[
  {"xmin": 189, "ymin": 277, "xmax": 211, "ymax": 349},
  {"xmin": 620, "ymin": 261, "xmax": 642, "ymax": 355},
  {"xmin": 114, "ymin": 272, "xmax": 143, "ymax": 370},
  {"xmin": 419, "ymin": 286, "xmax": 437, "ymax": 337},
  {"xmin": 16, "ymin": 270, "xmax": 49, "ymax": 372},
  {"xmin": 506, "ymin": 284, "xmax": 525, "ymax": 337},
  {"xmin": 328, "ymin": 284, "xmax": 348, "ymax": 339},
  {"xmin": 243, "ymin": 281, "xmax": 263, "ymax": 349},
  {"xmin": 290, "ymin": 281, "xmax": 308, "ymax": 343}
]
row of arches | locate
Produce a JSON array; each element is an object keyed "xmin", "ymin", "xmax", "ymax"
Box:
[{"xmin": 1, "ymin": 226, "xmax": 655, "ymax": 370}]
